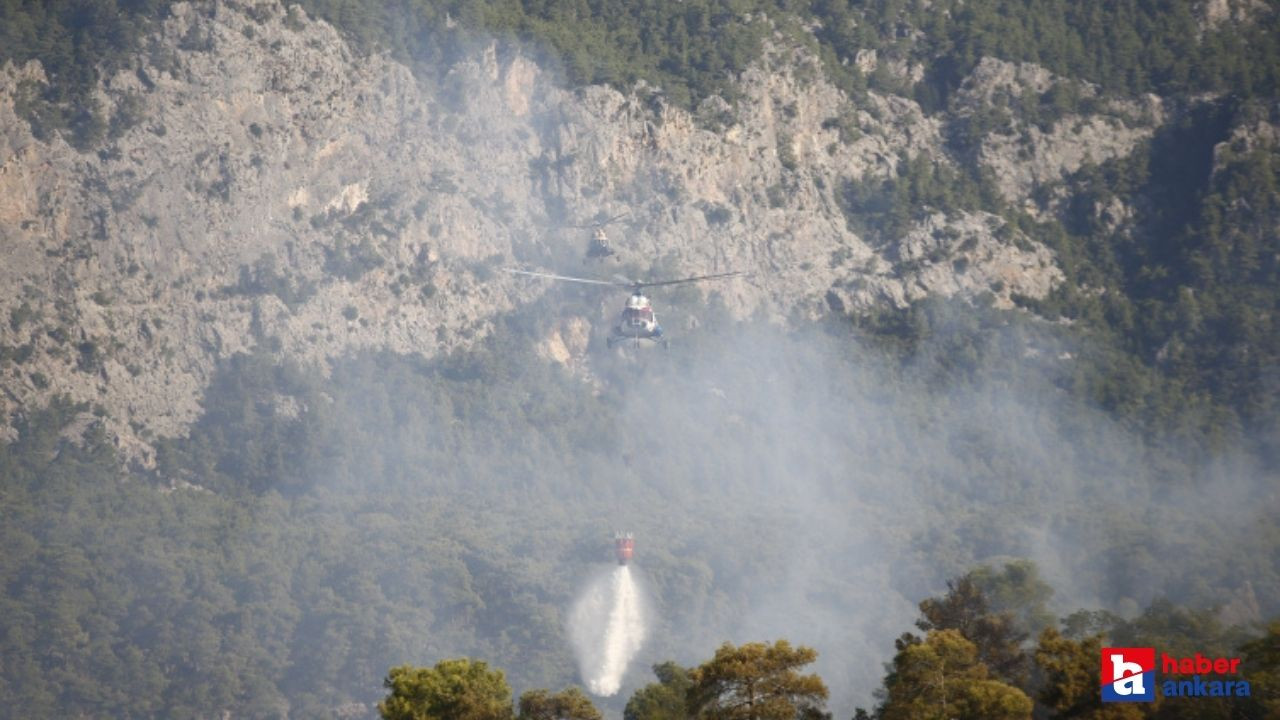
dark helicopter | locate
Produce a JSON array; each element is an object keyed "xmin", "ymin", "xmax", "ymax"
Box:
[
  {"xmin": 566, "ymin": 212, "xmax": 628, "ymax": 262},
  {"xmin": 504, "ymin": 267, "xmax": 744, "ymax": 348}
]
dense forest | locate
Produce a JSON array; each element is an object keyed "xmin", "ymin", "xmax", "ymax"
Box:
[
  {"xmin": 373, "ymin": 566, "xmax": 1280, "ymax": 720},
  {"xmin": 6, "ymin": 0, "xmax": 1280, "ymax": 126},
  {"xmin": 3, "ymin": 295, "xmax": 1278, "ymax": 715},
  {"xmin": 1, "ymin": 0, "xmax": 1278, "ymax": 717}
]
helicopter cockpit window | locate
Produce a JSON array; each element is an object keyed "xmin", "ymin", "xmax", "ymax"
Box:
[{"xmin": 623, "ymin": 307, "xmax": 652, "ymax": 325}]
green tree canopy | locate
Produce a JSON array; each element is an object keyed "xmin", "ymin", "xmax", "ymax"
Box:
[
  {"xmin": 626, "ymin": 662, "xmax": 693, "ymax": 720},
  {"xmin": 380, "ymin": 659, "xmax": 515, "ymax": 720},
  {"xmin": 970, "ymin": 560, "xmax": 1055, "ymax": 637},
  {"xmin": 1110, "ymin": 598, "xmax": 1250, "ymax": 658},
  {"xmin": 686, "ymin": 641, "xmax": 828, "ymax": 720},
  {"xmin": 879, "ymin": 629, "xmax": 1032, "ymax": 720},
  {"xmin": 518, "ymin": 688, "xmax": 602, "ymax": 720},
  {"xmin": 1238, "ymin": 621, "xmax": 1280, "ymax": 719},
  {"xmin": 1034, "ymin": 628, "xmax": 1143, "ymax": 720},
  {"xmin": 916, "ymin": 574, "xmax": 1029, "ymax": 685}
]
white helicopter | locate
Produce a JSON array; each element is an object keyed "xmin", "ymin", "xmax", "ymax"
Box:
[{"xmin": 505, "ymin": 267, "xmax": 744, "ymax": 348}]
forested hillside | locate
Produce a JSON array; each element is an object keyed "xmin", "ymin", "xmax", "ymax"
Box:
[
  {"xmin": 0, "ymin": 0, "xmax": 1277, "ymax": 717},
  {"xmin": 3, "ymin": 296, "xmax": 1277, "ymax": 716}
]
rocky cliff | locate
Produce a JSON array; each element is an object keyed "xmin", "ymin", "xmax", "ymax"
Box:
[{"xmin": 3, "ymin": 0, "xmax": 1224, "ymax": 464}]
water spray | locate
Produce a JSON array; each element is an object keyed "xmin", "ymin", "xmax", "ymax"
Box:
[{"xmin": 568, "ymin": 532, "xmax": 648, "ymax": 696}]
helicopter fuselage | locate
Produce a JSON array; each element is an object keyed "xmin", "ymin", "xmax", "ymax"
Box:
[
  {"xmin": 503, "ymin": 266, "xmax": 744, "ymax": 349},
  {"xmin": 608, "ymin": 293, "xmax": 664, "ymax": 346}
]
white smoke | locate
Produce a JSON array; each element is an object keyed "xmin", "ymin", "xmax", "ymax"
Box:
[{"xmin": 568, "ymin": 565, "xmax": 649, "ymax": 696}]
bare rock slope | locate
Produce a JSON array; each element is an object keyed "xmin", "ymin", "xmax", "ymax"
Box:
[{"xmin": 0, "ymin": 0, "xmax": 1128, "ymax": 461}]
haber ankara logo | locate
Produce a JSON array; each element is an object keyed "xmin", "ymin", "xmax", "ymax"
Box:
[{"xmin": 1102, "ymin": 647, "xmax": 1155, "ymax": 702}]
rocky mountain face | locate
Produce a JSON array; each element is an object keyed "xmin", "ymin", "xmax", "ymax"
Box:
[{"xmin": 1, "ymin": 0, "xmax": 1261, "ymax": 464}]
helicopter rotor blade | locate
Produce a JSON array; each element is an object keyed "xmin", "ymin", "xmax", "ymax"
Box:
[
  {"xmin": 568, "ymin": 211, "xmax": 630, "ymax": 229},
  {"xmin": 504, "ymin": 268, "xmax": 627, "ymax": 287},
  {"xmin": 633, "ymin": 270, "xmax": 746, "ymax": 289}
]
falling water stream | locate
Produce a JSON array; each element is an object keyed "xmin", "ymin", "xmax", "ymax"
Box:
[{"xmin": 568, "ymin": 565, "xmax": 648, "ymax": 696}]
